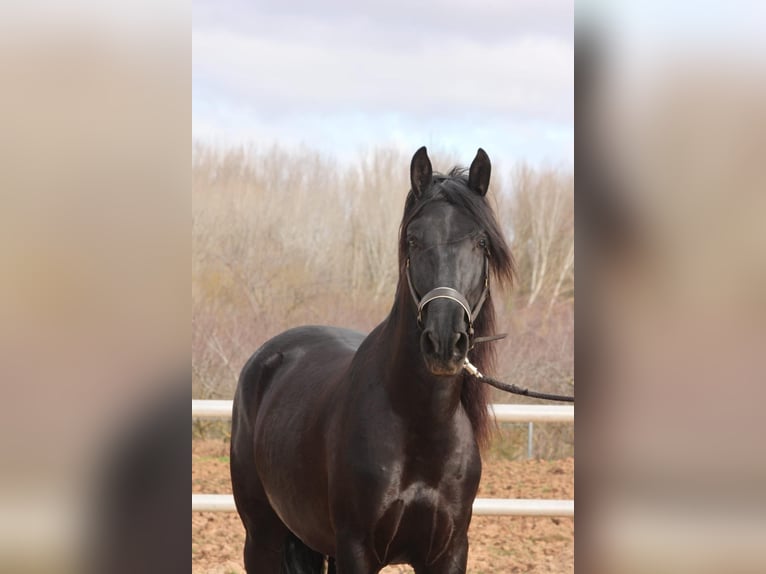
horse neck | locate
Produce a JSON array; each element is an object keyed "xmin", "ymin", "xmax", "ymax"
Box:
[{"xmin": 379, "ymin": 287, "xmax": 465, "ymax": 429}]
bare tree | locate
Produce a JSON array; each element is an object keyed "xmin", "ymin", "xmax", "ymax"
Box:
[
  {"xmin": 193, "ymin": 143, "xmax": 574, "ymax": 450},
  {"xmin": 502, "ymin": 163, "xmax": 574, "ymax": 310}
]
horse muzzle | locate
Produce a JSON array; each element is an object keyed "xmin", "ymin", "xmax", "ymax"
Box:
[{"xmin": 420, "ymin": 323, "xmax": 470, "ymax": 376}]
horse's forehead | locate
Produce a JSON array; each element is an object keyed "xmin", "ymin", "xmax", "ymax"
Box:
[{"xmin": 411, "ymin": 202, "xmax": 477, "ymax": 239}]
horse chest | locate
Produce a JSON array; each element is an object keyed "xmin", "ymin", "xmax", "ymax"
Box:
[
  {"xmin": 369, "ymin": 455, "xmax": 478, "ymax": 567},
  {"xmin": 370, "ymin": 482, "xmax": 453, "ymax": 565}
]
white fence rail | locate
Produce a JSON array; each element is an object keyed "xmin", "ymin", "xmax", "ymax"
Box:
[
  {"xmin": 192, "ymin": 400, "xmax": 574, "ymax": 423},
  {"xmin": 192, "ymin": 400, "xmax": 574, "ymax": 517},
  {"xmin": 192, "ymin": 494, "xmax": 574, "ymax": 517}
]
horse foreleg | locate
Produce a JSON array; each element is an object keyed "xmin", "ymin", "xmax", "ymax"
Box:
[
  {"xmin": 413, "ymin": 534, "xmax": 468, "ymax": 574},
  {"xmin": 242, "ymin": 529, "xmax": 281, "ymax": 573},
  {"xmin": 240, "ymin": 505, "xmax": 289, "ymax": 574},
  {"xmin": 334, "ymin": 536, "xmax": 381, "ymax": 574}
]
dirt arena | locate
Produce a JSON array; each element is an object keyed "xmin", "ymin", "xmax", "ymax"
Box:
[{"xmin": 192, "ymin": 439, "xmax": 573, "ymax": 573}]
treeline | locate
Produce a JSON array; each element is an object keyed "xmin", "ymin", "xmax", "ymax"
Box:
[{"xmin": 192, "ymin": 142, "xmax": 573, "ymax": 455}]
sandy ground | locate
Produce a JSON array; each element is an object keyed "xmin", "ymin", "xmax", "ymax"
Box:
[{"xmin": 192, "ymin": 440, "xmax": 573, "ymax": 573}]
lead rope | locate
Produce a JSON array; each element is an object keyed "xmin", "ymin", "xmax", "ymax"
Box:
[{"xmin": 463, "ymin": 352, "xmax": 575, "ymax": 403}]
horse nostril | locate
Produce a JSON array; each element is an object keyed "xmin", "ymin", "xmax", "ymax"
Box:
[
  {"xmin": 421, "ymin": 330, "xmax": 439, "ymax": 356},
  {"xmin": 453, "ymin": 332, "xmax": 469, "ymax": 359}
]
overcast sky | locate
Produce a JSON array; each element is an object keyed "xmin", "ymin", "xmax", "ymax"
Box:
[{"xmin": 193, "ymin": 1, "xmax": 573, "ymax": 168}]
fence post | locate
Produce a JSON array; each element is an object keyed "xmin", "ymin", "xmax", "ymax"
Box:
[{"xmin": 527, "ymin": 421, "xmax": 534, "ymax": 459}]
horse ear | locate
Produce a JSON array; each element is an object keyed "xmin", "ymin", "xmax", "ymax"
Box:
[
  {"xmin": 468, "ymin": 148, "xmax": 491, "ymax": 196},
  {"xmin": 410, "ymin": 146, "xmax": 432, "ymax": 198}
]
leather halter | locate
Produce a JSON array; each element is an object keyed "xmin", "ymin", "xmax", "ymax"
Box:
[{"xmin": 405, "ymin": 256, "xmax": 490, "ymax": 339}]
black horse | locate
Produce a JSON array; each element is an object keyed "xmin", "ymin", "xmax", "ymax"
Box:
[{"xmin": 230, "ymin": 147, "xmax": 514, "ymax": 573}]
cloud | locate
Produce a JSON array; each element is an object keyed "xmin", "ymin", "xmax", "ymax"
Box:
[
  {"xmin": 194, "ymin": 30, "xmax": 571, "ymax": 119},
  {"xmin": 192, "ymin": 1, "xmax": 573, "ymax": 164},
  {"xmin": 194, "ymin": 0, "xmax": 573, "ymax": 42}
]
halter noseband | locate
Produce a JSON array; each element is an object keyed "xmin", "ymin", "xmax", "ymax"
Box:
[{"xmin": 405, "ymin": 256, "xmax": 490, "ymax": 339}]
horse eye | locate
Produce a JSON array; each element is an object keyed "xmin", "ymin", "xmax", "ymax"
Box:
[
  {"xmin": 478, "ymin": 238, "xmax": 488, "ymax": 249},
  {"xmin": 408, "ymin": 237, "xmax": 418, "ymax": 249}
]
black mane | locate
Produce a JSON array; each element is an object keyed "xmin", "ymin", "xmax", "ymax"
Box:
[{"xmin": 396, "ymin": 167, "xmax": 515, "ymax": 448}]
